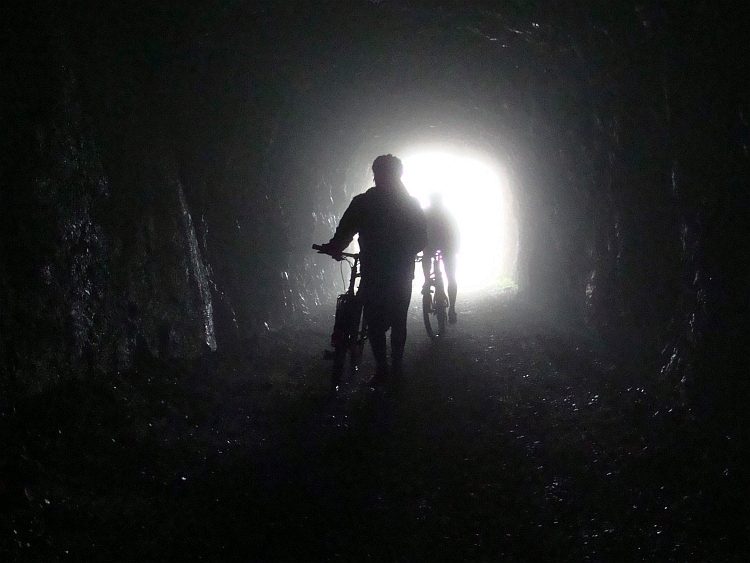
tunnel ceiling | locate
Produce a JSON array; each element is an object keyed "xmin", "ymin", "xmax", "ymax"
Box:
[{"xmin": 1, "ymin": 1, "xmax": 747, "ymax": 393}]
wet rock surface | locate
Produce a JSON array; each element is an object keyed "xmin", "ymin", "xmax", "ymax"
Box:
[{"xmin": 2, "ymin": 294, "xmax": 746, "ymax": 562}]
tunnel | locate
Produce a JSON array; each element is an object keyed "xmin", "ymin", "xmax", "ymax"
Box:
[{"xmin": 1, "ymin": 1, "xmax": 748, "ymax": 560}]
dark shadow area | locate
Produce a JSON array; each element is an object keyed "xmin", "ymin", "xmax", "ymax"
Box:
[
  {"xmin": 1, "ymin": 297, "xmax": 746, "ymax": 561},
  {"xmin": 1, "ymin": 1, "xmax": 748, "ymax": 560}
]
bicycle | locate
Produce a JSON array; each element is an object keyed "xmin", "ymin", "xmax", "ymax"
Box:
[
  {"xmin": 312, "ymin": 244, "xmax": 367, "ymax": 389},
  {"xmin": 421, "ymin": 250, "xmax": 449, "ymax": 339}
]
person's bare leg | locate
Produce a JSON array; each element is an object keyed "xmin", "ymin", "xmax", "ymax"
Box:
[
  {"xmin": 390, "ymin": 280, "xmax": 412, "ymax": 377},
  {"xmin": 364, "ymin": 300, "xmax": 389, "ymax": 381}
]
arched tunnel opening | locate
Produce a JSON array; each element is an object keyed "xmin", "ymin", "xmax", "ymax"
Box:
[
  {"xmin": 310, "ymin": 117, "xmax": 520, "ymax": 295},
  {"xmin": 1, "ymin": 1, "xmax": 748, "ymax": 560}
]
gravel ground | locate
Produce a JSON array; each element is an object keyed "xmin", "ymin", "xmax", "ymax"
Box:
[{"xmin": 1, "ymin": 292, "xmax": 747, "ymax": 562}]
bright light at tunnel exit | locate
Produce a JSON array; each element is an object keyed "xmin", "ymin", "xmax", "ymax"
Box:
[{"xmin": 402, "ymin": 152, "xmax": 515, "ymax": 292}]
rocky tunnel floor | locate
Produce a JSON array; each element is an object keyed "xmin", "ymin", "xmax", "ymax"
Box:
[{"xmin": 1, "ymin": 294, "xmax": 747, "ymax": 562}]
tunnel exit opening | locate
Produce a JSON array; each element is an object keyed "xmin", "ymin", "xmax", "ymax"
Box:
[{"xmin": 401, "ymin": 150, "xmax": 518, "ymax": 294}]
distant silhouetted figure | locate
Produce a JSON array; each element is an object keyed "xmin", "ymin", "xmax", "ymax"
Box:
[
  {"xmin": 422, "ymin": 192, "xmax": 460, "ymax": 323},
  {"xmin": 317, "ymin": 154, "xmax": 427, "ymax": 383}
]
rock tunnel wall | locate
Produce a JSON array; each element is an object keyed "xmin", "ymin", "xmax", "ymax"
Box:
[
  {"xmin": 510, "ymin": 3, "xmax": 749, "ymax": 404},
  {"xmin": 1, "ymin": 2, "xmax": 747, "ymax": 408}
]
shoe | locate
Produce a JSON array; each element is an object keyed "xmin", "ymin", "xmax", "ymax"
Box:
[{"xmin": 448, "ymin": 309, "xmax": 457, "ymax": 324}]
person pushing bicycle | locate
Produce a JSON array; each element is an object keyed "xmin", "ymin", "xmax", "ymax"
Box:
[
  {"xmin": 422, "ymin": 192, "xmax": 460, "ymax": 324},
  {"xmin": 315, "ymin": 154, "xmax": 427, "ymax": 385}
]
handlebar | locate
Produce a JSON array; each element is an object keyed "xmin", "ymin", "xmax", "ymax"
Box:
[{"xmin": 312, "ymin": 244, "xmax": 359, "ymax": 259}]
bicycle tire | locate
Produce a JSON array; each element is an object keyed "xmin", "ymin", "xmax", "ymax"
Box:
[
  {"xmin": 423, "ymin": 292, "xmax": 438, "ymax": 339},
  {"xmin": 349, "ymin": 303, "xmax": 365, "ymax": 372},
  {"xmin": 331, "ymin": 294, "xmax": 358, "ymax": 386},
  {"xmin": 435, "ymin": 292, "xmax": 448, "ymax": 336}
]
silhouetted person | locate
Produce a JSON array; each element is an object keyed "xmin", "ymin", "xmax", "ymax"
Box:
[
  {"xmin": 317, "ymin": 154, "xmax": 426, "ymax": 383},
  {"xmin": 421, "ymin": 192, "xmax": 460, "ymax": 323}
]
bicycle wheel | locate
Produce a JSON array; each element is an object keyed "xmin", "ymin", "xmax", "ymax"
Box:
[
  {"xmin": 423, "ymin": 291, "xmax": 438, "ymax": 339},
  {"xmin": 331, "ymin": 294, "xmax": 356, "ymax": 385},
  {"xmin": 349, "ymin": 302, "xmax": 365, "ymax": 373},
  {"xmin": 434, "ymin": 292, "xmax": 448, "ymax": 336}
]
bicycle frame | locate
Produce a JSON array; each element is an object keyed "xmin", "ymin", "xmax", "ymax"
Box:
[
  {"xmin": 422, "ymin": 251, "xmax": 449, "ymax": 339},
  {"xmin": 331, "ymin": 253, "xmax": 362, "ymax": 348},
  {"xmin": 313, "ymin": 245, "xmax": 367, "ymax": 388}
]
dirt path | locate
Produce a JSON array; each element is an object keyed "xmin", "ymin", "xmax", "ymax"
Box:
[{"xmin": 2, "ymin": 293, "xmax": 745, "ymax": 561}]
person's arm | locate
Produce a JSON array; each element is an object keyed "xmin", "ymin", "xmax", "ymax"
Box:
[
  {"xmin": 325, "ymin": 195, "xmax": 363, "ymax": 253},
  {"xmin": 411, "ymin": 202, "xmax": 428, "ymax": 255},
  {"xmin": 415, "ymin": 205, "xmax": 430, "ymax": 286}
]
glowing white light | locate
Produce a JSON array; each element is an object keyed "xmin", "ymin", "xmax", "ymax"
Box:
[{"xmin": 402, "ymin": 152, "xmax": 515, "ymax": 292}]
